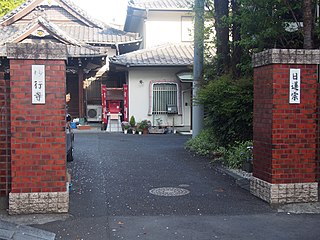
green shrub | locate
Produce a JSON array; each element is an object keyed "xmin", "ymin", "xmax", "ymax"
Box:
[
  {"xmin": 129, "ymin": 116, "xmax": 136, "ymax": 127},
  {"xmin": 219, "ymin": 141, "xmax": 253, "ymax": 169},
  {"xmin": 197, "ymin": 75, "xmax": 253, "ymax": 147},
  {"xmin": 185, "ymin": 129, "xmax": 219, "ymax": 156}
]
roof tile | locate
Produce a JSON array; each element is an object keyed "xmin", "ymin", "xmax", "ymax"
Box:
[
  {"xmin": 111, "ymin": 43, "xmax": 193, "ymax": 67},
  {"xmin": 0, "ymin": 0, "xmax": 142, "ymax": 57},
  {"xmin": 128, "ymin": 0, "xmax": 194, "ymax": 10}
]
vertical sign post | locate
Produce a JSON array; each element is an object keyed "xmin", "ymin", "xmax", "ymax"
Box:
[
  {"xmin": 101, "ymin": 84, "xmax": 107, "ymax": 124},
  {"xmin": 289, "ymin": 69, "xmax": 301, "ymax": 104},
  {"xmin": 123, "ymin": 84, "xmax": 128, "ymax": 122},
  {"xmin": 32, "ymin": 65, "xmax": 45, "ymax": 104}
]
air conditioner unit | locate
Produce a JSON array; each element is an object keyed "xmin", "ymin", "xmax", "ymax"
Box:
[{"xmin": 86, "ymin": 105, "xmax": 102, "ymax": 122}]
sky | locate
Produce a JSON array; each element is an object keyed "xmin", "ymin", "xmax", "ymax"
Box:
[{"xmin": 72, "ymin": 0, "xmax": 128, "ymax": 25}]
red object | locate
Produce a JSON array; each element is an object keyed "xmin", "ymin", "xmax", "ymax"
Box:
[
  {"xmin": 107, "ymin": 100, "xmax": 121, "ymax": 114},
  {"xmin": 123, "ymin": 84, "xmax": 128, "ymax": 121},
  {"xmin": 101, "ymin": 84, "xmax": 107, "ymax": 124}
]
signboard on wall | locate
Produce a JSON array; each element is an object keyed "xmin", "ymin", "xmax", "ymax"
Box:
[
  {"xmin": 123, "ymin": 84, "xmax": 128, "ymax": 122},
  {"xmin": 289, "ymin": 69, "xmax": 301, "ymax": 104},
  {"xmin": 32, "ymin": 65, "xmax": 45, "ymax": 104},
  {"xmin": 101, "ymin": 84, "xmax": 107, "ymax": 124}
]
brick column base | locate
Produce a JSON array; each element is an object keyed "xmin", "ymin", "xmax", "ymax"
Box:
[
  {"xmin": 250, "ymin": 177, "xmax": 318, "ymax": 204},
  {"xmin": 9, "ymin": 190, "xmax": 69, "ymax": 215}
]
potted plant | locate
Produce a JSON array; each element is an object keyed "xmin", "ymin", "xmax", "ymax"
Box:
[
  {"xmin": 136, "ymin": 123, "xmax": 143, "ymax": 135},
  {"xmin": 122, "ymin": 121, "xmax": 130, "ymax": 134},
  {"xmin": 129, "ymin": 116, "xmax": 136, "ymax": 134},
  {"xmin": 149, "ymin": 117, "xmax": 165, "ymax": 134},
  {"xmin": 123, "ymin": 124, "xmax": 130, "ymax": 134},
  {"xmin": 139, "ymin": 120, "xmax": 151, "ymax": 134}
]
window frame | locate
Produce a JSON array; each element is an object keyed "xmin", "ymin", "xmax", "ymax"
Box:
[{"xmin": 149, "ymin": 81, "xmax": 180, "ymax": 115}]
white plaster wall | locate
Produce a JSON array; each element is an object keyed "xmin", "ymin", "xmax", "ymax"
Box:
[
  {"xmin": 145, "ymin": 11, "xmax": 193, "ymax": 48},
  {"xmin": 128, "ymin": 67, "xmax": 191, "ymax": 127}
]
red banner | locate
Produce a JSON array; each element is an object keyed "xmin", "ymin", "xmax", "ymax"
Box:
[
  {"xmin": 123, "ymin": 84, "xmax": 128, "ymax": 122},
  {"xmin": 101, "ymin": 84, "xmax": 107, "ymax": 124}
]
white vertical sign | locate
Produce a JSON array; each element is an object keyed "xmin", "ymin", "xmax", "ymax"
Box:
[
  {"xmin": 32, "ymin": 65, "xmax": 45, "ymax": 104},
  {"xmin": 289, "ymin": 69, "xmax": 300, "ymax": 104}
]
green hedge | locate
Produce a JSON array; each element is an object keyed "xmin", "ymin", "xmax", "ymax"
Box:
[
  {"xmin": 185, "ymin": 129, "xmax": 219, "ymax": 156},
  {"xmin": 197, "ymin": 75, "xmax": 253, "ymax": 147}
]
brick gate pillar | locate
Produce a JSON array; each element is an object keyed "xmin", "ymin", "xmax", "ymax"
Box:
[
  {"xmin": 0, "ymin": 65, "xmax": 10, "ymax": 209},
  {"xmin": 251, "ymin": 49, "xmax": 319, "ymax": 204},
  {"xmin": 7, "ymin": 43, "xmax": 69, "ymax": 214}
]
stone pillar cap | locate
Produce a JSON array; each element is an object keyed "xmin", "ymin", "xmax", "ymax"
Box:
[
  {"xmin": 253, "ymin": 49, "xmax": 320, "ymax": 67},
  {"xmin": 6, "ymin": 43, "xmax": 67, "ymax": 60}
]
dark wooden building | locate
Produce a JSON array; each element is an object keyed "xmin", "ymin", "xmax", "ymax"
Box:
[{"xmin": 0, "ymin": 0, "xmax": 141, "ymax": 119}]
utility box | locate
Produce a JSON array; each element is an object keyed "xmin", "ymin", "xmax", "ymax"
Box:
[{"xmin": 167, "ymin": 104, "xmax": 178, "ymax": 114}]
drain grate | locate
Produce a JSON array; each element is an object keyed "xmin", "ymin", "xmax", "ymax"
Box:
[{"xmin": 149, "ymin": 187, "xmax": 190, "ymax": 197}]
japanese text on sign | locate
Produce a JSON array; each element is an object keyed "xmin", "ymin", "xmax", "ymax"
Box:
[
  {"xmin": 32, "ymin": 65, "xmax": 45, "ymax": 104},
  {"xmin": 289, "ymin": 69, "xmax": 300, "ymax": 104}
]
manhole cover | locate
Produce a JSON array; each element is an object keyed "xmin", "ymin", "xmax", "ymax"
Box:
[{"xmin": 149, "ymin": 187, "xmax": 190, "ymax": 197}]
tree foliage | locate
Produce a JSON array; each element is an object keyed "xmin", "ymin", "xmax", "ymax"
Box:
[
  {"xmin": 197, "ymin": 75, "xmax": 253, "ymax": 146},
  {"xmin": 0, "ymin": 0, "xmax": 25, "ymax": 17},
  {"xmin": 204, "ymin": 0, "xmax": 317, "ymax": 78},
  {"xmin": 197, "ymin": 0, "xmax": 318, "ymax": 148}
]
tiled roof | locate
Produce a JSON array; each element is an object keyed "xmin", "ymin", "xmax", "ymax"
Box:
[
  {"xmin": 67, "ymin": 45, "xmax": 106, "ymax": 57},
  {"xmin": 0, "ymin": 0, "xmax": 142, "ymax": 57},
  {"xmin": 0, "ymin": 25, "xmax": 21, "ymax": 42},
  {"xmin": 0, "ymin": 0, "xmax": 105, "ymax": 28},
  {"xmin": 0, "ymin": 22, "xmax": 141, "ymax": 46},
  {"xmin": 59, "ymin": 25, "xmax": 141, "ymax": 44},
  {"xmin": 128, "ymin": 0, "xmax": 194, "ymax": 10},
  {"xmin": 0, "ymin": 17, "xmax": 95, "ymax": 48},
  {"xmin": 110, "ymin": 43, "xmax": 193, "ymax": 67}
]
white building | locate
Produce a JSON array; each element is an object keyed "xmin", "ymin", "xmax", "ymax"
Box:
[
  {"xmin": 124, "ymin": 0, "xmax": 194, "ymax": 48},
  {"xmin": 110, "ymin": 0, "xmax": 194, "ymax": 131}
]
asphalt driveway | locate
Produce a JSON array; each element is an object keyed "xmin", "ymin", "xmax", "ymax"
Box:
[{"xmin": 33, "ymin": 133, "xmax": 320, "ymax": 239}]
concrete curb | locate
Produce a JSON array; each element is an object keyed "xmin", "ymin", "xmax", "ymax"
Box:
[
  {"xmin": 0, "ymin": 220, "xmax": 55, "ymax": 240},
  {"xmin": 215, "ymin": 164, "xmax": 251, "ymax": 191},
  {"xmin": 215, "ymin": 164, "xmax": 320, "ymax": 214}
]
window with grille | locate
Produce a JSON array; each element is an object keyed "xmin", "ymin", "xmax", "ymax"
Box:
[{"xmin": 152, "ymin": 83, "xmax": 178, "ymax": 114}]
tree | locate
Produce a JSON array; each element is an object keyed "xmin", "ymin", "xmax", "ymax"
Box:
[
  {"xmin": 213, "ymin": 0, "xmax": 230, "ymax": 75},
  {"xmin": 230, "ymin": 0, "xmax": 242, "ymax": 78},
  {"xmin": 0, "ymin": 0, "xmax": 25, "ymax": 17},
  {"xmin": 303, "ymin": 0, "xmax": 314, "ymax": 49}
]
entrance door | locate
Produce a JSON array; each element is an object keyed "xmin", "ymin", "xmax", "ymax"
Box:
[{"xmin": 182, "ymin": 90, "xmax": 192, "ymax": 127}]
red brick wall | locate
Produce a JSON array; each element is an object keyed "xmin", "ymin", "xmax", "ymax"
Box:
[
  {"xmin": 10, "ymin": 59, "xmax": 67, "ymax": 193},
  {"xmin": 0, "ymin": 71, "xmax": 11, "ymax": 197},
  {"xmin": 253, "ymin": 65, "xmax": 273, "ymax": 183},
  {"xmin": 254, "ymin": 63, "xmax": 319, "ymax": 184}
]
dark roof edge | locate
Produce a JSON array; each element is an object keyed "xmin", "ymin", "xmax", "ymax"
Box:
[
  {"xmin": 127, "ymin": 3, "xmax": 193, "ymax": 11},
  {"xmin": 88, "ymin": 38, "xmax": 143, "ymax": 46},
  {"xmin": 110, "ymin": 61, "xmax": 193, "ymax": 68}
]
